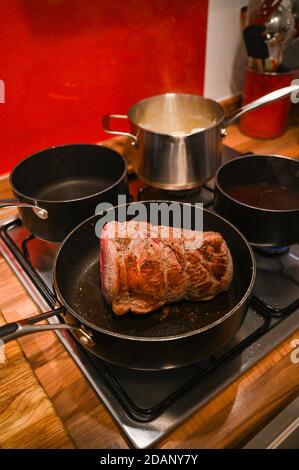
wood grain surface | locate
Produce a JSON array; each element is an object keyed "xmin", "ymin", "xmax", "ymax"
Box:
[
  {"xmin": 225, "ymin": 115, "xmax": 299, "ymax": 158},
  {"xmin": 0, "ymin": 309, "xmax": 74, "ymax": 449},
  {"xmin": 0, "ymin": 122, "xmax": 299, "ymax": 448}
]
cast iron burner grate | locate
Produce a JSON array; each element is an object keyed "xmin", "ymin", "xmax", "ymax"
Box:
[
  {"xmin": 0, "ymin": 218, "xmax": 299, "ymax": 426},
  {"xmin": 90, "ymin": 307, "xmax": 270, "ymax": 422},
  {"xmin": 137, "ymin": 183, "xmax": 214, "ymax": 207}
]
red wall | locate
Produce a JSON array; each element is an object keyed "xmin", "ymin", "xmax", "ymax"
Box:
[{"xmin": 0, "ymin": 0, "xmax": 208, "ymax": 174}]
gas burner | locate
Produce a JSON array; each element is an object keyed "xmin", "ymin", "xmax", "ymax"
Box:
[
  {"xmin": 138, "ymin": 184, "xmax": 214, "ymax": 208},
  {"xmin": 255, "ymin": 246, "xmax": 290, "ymax": 256}
]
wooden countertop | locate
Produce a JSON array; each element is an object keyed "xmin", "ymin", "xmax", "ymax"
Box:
[{"xmin": 1, "ymin": 122, "xmax": 299, "ymax": 449}]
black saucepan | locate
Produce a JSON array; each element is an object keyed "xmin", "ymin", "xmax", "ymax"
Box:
[
  {"xmin": 0, "ymin": 202, "xmax": 255, "ymax": 370},
  {"xmin": 214, "ymin": 154, "xmax": 299, "ymax": 247},
  {"xmin": 0, "ymin": 144, "xmax": 127, "ymax": 242}
]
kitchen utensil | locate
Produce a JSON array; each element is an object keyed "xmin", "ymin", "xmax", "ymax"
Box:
[
  {"xmin": 282, "ymin": 35, "xmax": 299, "ymax": 68},
  {"xmin": 263, "ymin": 57, "xmax": 280, "ymax": 71},
  {"xmin": 265, "ymin": 4, "xmax": 296, "ymax": 69},
  {"xmin": 0, "ymin": 202, "xmax": 255, "ymax": 370},
  {"xmin": 214, "ymin": 155, "xmax": 299, "ymax": 247},
  {"xmin": 243, "ymin": 24, "xmax": 269, "ymax": 59},
  {"xmin": 266, "ymin": 4, "xmax": 296, "ymax": 38},
  {"xmin": 103, "ymin": 85, "xmax": 299, "ymax": 190},
  {"xmin": 0, "ymin": 145, "xmax": 127, "ymax": 242},
  {"xmin": 292, "ymin": 0, "xmax": 299, "ymax": 34},
  {"xmin": 240, "ymin": 6, "xmax": 249, "ymax": 30},
  {"xmin": 248, "ymin": 0, "xmax": 283, "ymax": 25},
  {"xmin": 240, "ymin": 68, "xmax": 295, "ymax": 138},
  {"xmin": 245, "ymin": 1, "xmax": 289, "ymax": 71},
  {"xmin": 247, "ymin": 57, "xmax": 266, "ymax": 71}
]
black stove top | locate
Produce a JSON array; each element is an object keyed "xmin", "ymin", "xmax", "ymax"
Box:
[
  {"xmin": 0, "ymin": 146, "xmax": 299, "ymax": 448},
  {"xmin": 138, "ymin": 183, "xmax": 214, "ymax": 207}
]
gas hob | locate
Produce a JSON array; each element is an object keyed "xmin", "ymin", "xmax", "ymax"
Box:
[{"xmin": 0, "ymin": 147, "xmax": 299, "ymax": 448}]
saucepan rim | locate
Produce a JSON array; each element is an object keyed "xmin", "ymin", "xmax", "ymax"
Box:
[
  {"xmin": 9, "ymin": 143, "xmax": 127, "ymax": 204},
  {"xmin": 215, "ymin": 154, "xmax": 299, "ymax": 214},
  {"xmin": 127, "ymin": 92, "xmax": 225, "ymax": 136}
]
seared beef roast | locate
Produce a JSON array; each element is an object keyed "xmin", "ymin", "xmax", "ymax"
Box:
[{"xmin": 100, "ymin": 221, "xmax": 233, "ymax": 315}]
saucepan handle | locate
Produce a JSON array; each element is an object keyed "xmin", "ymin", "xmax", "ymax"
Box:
[
  {"xmin": 0, "ymin": 307, "xmax": 74, "ymax": 343},
  {"xmin": 102, "ymin": 114, "xmax": 138, "ymax": 144},
  {"xmin": 222, "ymin": 84, "xmax": 299, "ymax": 130},
  {"xmin": 0, "ymin": 198, "xmax": 48, "ymax": 220}
]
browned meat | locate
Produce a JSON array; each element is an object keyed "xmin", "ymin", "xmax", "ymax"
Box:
[{"xmin": 100, "ymin": 221, "xmax": 233, "ymax": 315}]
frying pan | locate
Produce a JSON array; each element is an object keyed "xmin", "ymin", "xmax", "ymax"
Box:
[
  {"xmin": 0, "ymin": 202, "xmax": 255, "ymax": 370},
  {"xmin": 0, "ymin": 144, "xmax": 128, "ymax": 242}
]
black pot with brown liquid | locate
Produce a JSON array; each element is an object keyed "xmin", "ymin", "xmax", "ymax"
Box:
[{"xmin": 214, "ymin": 154, "xmax": 299, "ymax": 247}]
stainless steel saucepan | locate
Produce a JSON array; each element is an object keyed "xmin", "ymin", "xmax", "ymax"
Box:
[{"xmin": 103, "ymin": 85, "xmax": 299, "ymax": 190}]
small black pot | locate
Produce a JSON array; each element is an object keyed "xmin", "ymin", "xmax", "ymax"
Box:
[
  {"xmin": 214, "ymin": 154, "xmax": 299, "ymax": 247},
  {"xmin": 0, "ymin": 144, "xmax": 128, "ymax": 242}
]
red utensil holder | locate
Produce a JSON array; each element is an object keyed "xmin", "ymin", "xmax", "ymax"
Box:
[{"xmin": 240, "ymin": 68, "xmax": 295, "ymax": 139}]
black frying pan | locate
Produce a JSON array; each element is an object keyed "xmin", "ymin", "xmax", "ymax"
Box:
[
  {"xmin": 0, "ymin": 202, "xmax": 256, "ymax": 370},
  {"xmin": 0, "ymin": 144, "xmax": 127, "ymax": 242}
]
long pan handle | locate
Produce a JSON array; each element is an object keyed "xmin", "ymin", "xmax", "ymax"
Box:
[
  {"xmin": 0, "ymin": 198, "xmax": 48, "ymax": 219},
  {"xmin": 0, "ymin": 307, "xmax": 95, "ymax": 348},
  {"xmin": 0, "ymin": 307, "xmax": 73, "ymax": 343},
  {"xmin": 223, "ymin": 84, "xmax": 299, "ymax": 128}
]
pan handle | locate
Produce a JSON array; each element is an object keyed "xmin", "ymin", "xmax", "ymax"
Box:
[
  {"xmin": 0, "ymin": 198, "xmax": 48, "ymax": 220},
  {"xmin": 222, "ymin": 84, "xmax": 299, "ymax": 129},
  {"xmin": 0, "ymin": 307, "xmax": 74, "ymax": 343},
  {"xmin": 102, "ymin": 114, "xmax": 138, "ymax": 144},
  {"xmin": 0, "ymin": 307, "xmax": 95, "ymax": 348}
]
